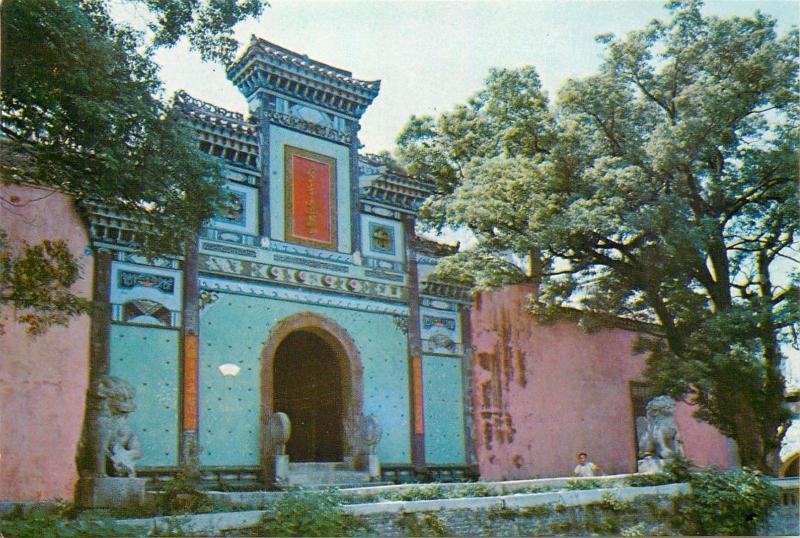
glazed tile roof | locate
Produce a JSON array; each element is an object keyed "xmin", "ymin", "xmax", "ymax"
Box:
[{"xmin": 227, "ymin": 36, "xmax": 380, "ymax": 118}]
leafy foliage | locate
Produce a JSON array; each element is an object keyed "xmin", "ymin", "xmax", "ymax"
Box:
[
  {"xmin": 627, "ymin": 454, "xmax": 693, "ymax": 487},
  {"xmin": 385, "ymin": 483, "xmax": 446, "ymax": 501},
  {"xmin": 139, "ymin": 0, "xmax": 266, "ymax": 63},
  {"xmin": 565, "ymin": 478, "xmax": 605, "ymax": 490},
  {"xmin": 1, "ymin": 0, "xmax": 265, "ymax": 333},
  {"xmin": 671, "ymin": 467, "xmax": 780, "ymax": 535},
  {"xmin": 255, "ymin": 489, "xmax": 370, "ymax": 537},
  {"xmin": 154, "ymin": 468, "xmax": 214, "ymax": 514},
  {"xmin": 395, "ymin": 0, "xmax": 799, "ymax": 471},
  {"xmin": 0, "ymin": 503, "xmax": 131, "ymax": 537},
  {"xmin": 0, "ymin": 230, "xmax": 90, "ymax": 335},
  {"xmin": 2, "ymin": 0, "xmax": 228, "ymax": 257}
]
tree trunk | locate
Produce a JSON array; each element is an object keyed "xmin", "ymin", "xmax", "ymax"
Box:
[{"xmin": 729, "ymin": 396, "xmax": 771, "ymax": 473}]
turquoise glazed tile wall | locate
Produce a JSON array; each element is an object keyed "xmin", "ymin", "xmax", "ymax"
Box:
[
  {"xmin": 198, "ymin": 291, "xmax": 410, "ymax": 465},
  {"xmin": 422, "ymin": 355, "xmax": 466, "ymax": 464},
  {"xmin": 109, "ymin": 324, "xmax": 179, "ymax": 466}
]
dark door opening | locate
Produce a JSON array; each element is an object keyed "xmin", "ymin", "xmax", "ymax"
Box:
[{"xmin": 273, "ymin": 330, "xmax": 344, "ymax": 461}]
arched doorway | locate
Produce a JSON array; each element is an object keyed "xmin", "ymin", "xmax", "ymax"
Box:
[
  {"xmin": 780, "ymin": 453, "xmax": 799, "ymax": 477},
  {"xmin": 273, "ymin": 330, "xmax": 343, "ymax": 461},
  {"xmin": 260, "ymin": 312, "xmax": 364, "ymax": 470}
]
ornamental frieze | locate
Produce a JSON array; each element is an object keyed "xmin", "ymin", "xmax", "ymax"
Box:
[
  {"xmin": 198, "ymin": 254, "xmax": 406, "ymax": 302},
  {"xmin": 199, "ymin": 277, "xmax": 407, "ymax": 316},
  {"xmin": 118, "ymin": 270, "xmax": 175, "ymax": 294},
  {"xmin": 267, "ymin": 110, "xmax": 350, "ymax": 145}
]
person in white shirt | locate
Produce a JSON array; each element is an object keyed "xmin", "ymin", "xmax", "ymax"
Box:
[{"xmin": 574, "ymin": 452, "xmax": 602, "ymax": 477}]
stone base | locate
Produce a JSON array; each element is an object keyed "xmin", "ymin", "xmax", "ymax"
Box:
[
  {"xmin": 75, "ymin": 477, "xmax": 146, "ymax": 508},
  {"xmin": 274, "ymin": 454, "xmax": 290, "ymax": 484},
  {"xmin": 367, "ymin": 454, "xmax": 381, "ymax": 480},
  {"xmin": 637, "ymin": 456, "xmax": 666, "ymax": 474}
]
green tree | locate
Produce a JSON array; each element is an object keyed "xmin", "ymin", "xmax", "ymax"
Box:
[
  {"xmin": 396, "ymin": 0, "xmax": 799, "ymax": 472},
  {"xmin": 1, "ymin": 0, "xmax": 266, "ymax": 333}
]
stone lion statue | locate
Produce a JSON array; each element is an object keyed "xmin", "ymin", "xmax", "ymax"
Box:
[
  {"xmin": 93, "ymin": 375, "xmax": 142, "ymax": 477},
  {"xmin": 637, "ymin": 396, "xmax": 683, "ymax": 472}
]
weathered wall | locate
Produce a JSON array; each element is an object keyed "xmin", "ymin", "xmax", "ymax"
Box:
[
  {"xmin": 0, "ymin": 183, "xmax": 92, "ymax": 501},
  {"xmin": 471, "ymin": 285, "xmax": 730, "ymax": 481}
]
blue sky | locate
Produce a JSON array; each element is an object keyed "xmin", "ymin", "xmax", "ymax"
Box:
[{"xmin": 129, "ymin": 0, "xmax": 799, "ymax": 154}]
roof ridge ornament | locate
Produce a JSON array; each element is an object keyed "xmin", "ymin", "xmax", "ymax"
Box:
[{"xmin": 227, "ymin": 37, "xmax": 381, "ymax": 119}]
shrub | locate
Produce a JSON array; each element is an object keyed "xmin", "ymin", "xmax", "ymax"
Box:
[
  {"xmin": 386, "ymin": 483, "xmax": 445, "ymax": 501},
  {"xmin": 626, "ymin": 454, "xmax": 692, "ymax": 487},
  {"xmin": 256, "ymin": 489, "xmax": 369, "ymax": 537},
  {"xmin": 625, "ymin": 472, "xmax": 675, "ymax": 487},
  {"xmin": 662, "ymin": 454, "xmax": 692, "ymax": 482},
  {"xmin": 446, "ymin": 483, "xmax": 493, "ymax": 498},
  {"xmin": 565, "ymin": 478, "xmax": 604, "ymax": 490},
  {"xmin": 154, "ymin": 468, "xmax": 214, "ymax": 514},
  {"xmin": 0, "ymin": 504, "xmax": 131, "ymax": 537},
  {"xmin": 672, "ymin": 467, "xmax": 780, "ymax": 535}
]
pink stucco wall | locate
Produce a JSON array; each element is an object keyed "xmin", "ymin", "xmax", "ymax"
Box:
[
  {"xmin": 0, "ymin": 183, "xmax": 92, "ymax": 501},
  {"xmin": 471, "ymin": 285, "xmax": 731, "ymax": 481}
]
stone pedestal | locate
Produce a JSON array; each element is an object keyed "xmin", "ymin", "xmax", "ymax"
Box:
[
  {"xmin": 637, "ymin": 456, "xmax": 666, "ymax": 474},
  {"xmin": 274, "ymin": 454, "xmax": 290, "ymax": 484},
  {"xmin": 367, "ymin": 454, "xmax": 381, "ymax": 481},
  {"xmin": 75, "ymin": 477, "xmax": 146, "ymax": 508}
]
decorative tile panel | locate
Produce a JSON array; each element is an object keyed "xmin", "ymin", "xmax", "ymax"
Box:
[
  {"xmin": 210, "ymin": 182, "xmax": 258, "ymax": 235},
  {"xmin": 368, "ymin": 222, "xmax": 395, "ymax": 255},
  {"xmin": 111, "ymin": 262, "xmax": 182, "ymax": 312},
  {"xmin": 199, "ymin": 276, "xmax": 408, "ymax": 316},
  {"xmin": 216, "ymin": 190, "xmax": 247, "ymax": 226},
  {"xmin": 118, "ymin": 270, "xmax": 175, "ymax": 294},
  {"xmin": 361, "ymin": 215, "xmax": 403, "ymax": 262},
  {"xmin": 421, "ymin": 309, "xmax": 462, "ymax": 356},
  {"xmin": 199, "ymin": 254, "xmax": 407, "ymax": 303}
]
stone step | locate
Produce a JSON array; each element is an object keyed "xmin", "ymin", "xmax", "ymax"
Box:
[
  {"xmin": 288, "ymin": 470, "xmax": 372, "ymax": 487},
  {"xmin": 288, "ymin": 461, "xmax": 350, "ymax": 473},
  {"xmin": 285, "ymin": 460, "xmax": 374, "ymax": 487}
]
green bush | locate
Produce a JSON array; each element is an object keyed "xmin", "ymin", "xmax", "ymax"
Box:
[
  {"xmin": 626, "ymin": 454, "xmax": 692, "ymax": 487},
  {"xmin": 672, "ymin": 467, "xmax": 780, "ymax": 535},
  {"xmin": 153, "ymin": 468, "xmax": 214, "ymax": 515},
  {"xmin": 625, "ymin": 472, "xmax": 675, "ymax": 487},
  {"xmin": 564, "ymin": 478, "xmax": 604, "ymax": 490},
  {"xmin": 256, "ymin": 489, "xmax": 370, "ymax": 537},
  {"xmin": 662, "ymin": 454, "xmax": 692, "ymax": 482},
  {"xmin": 445, "ymin": 483, "xmax": 494, "ymax": 498},
  {"xmin": 386, "ymin": 484, "xmax": 446, "ymax": 501},
  {"xmin": 0, "ymin": 504, "xmax": 131, "ymax": 538}
]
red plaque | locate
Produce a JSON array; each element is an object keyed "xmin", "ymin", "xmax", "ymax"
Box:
[
  {"xmin": 285, "ymin": 146, "xmax": 336, "ymax": 249},
  {"xmin": 182, "ymin": 334, "xmax": 198, "ymax": 431},
  {"xmin": 412, "ymin": 355, "xmax": 425, "ymax": 435}
]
